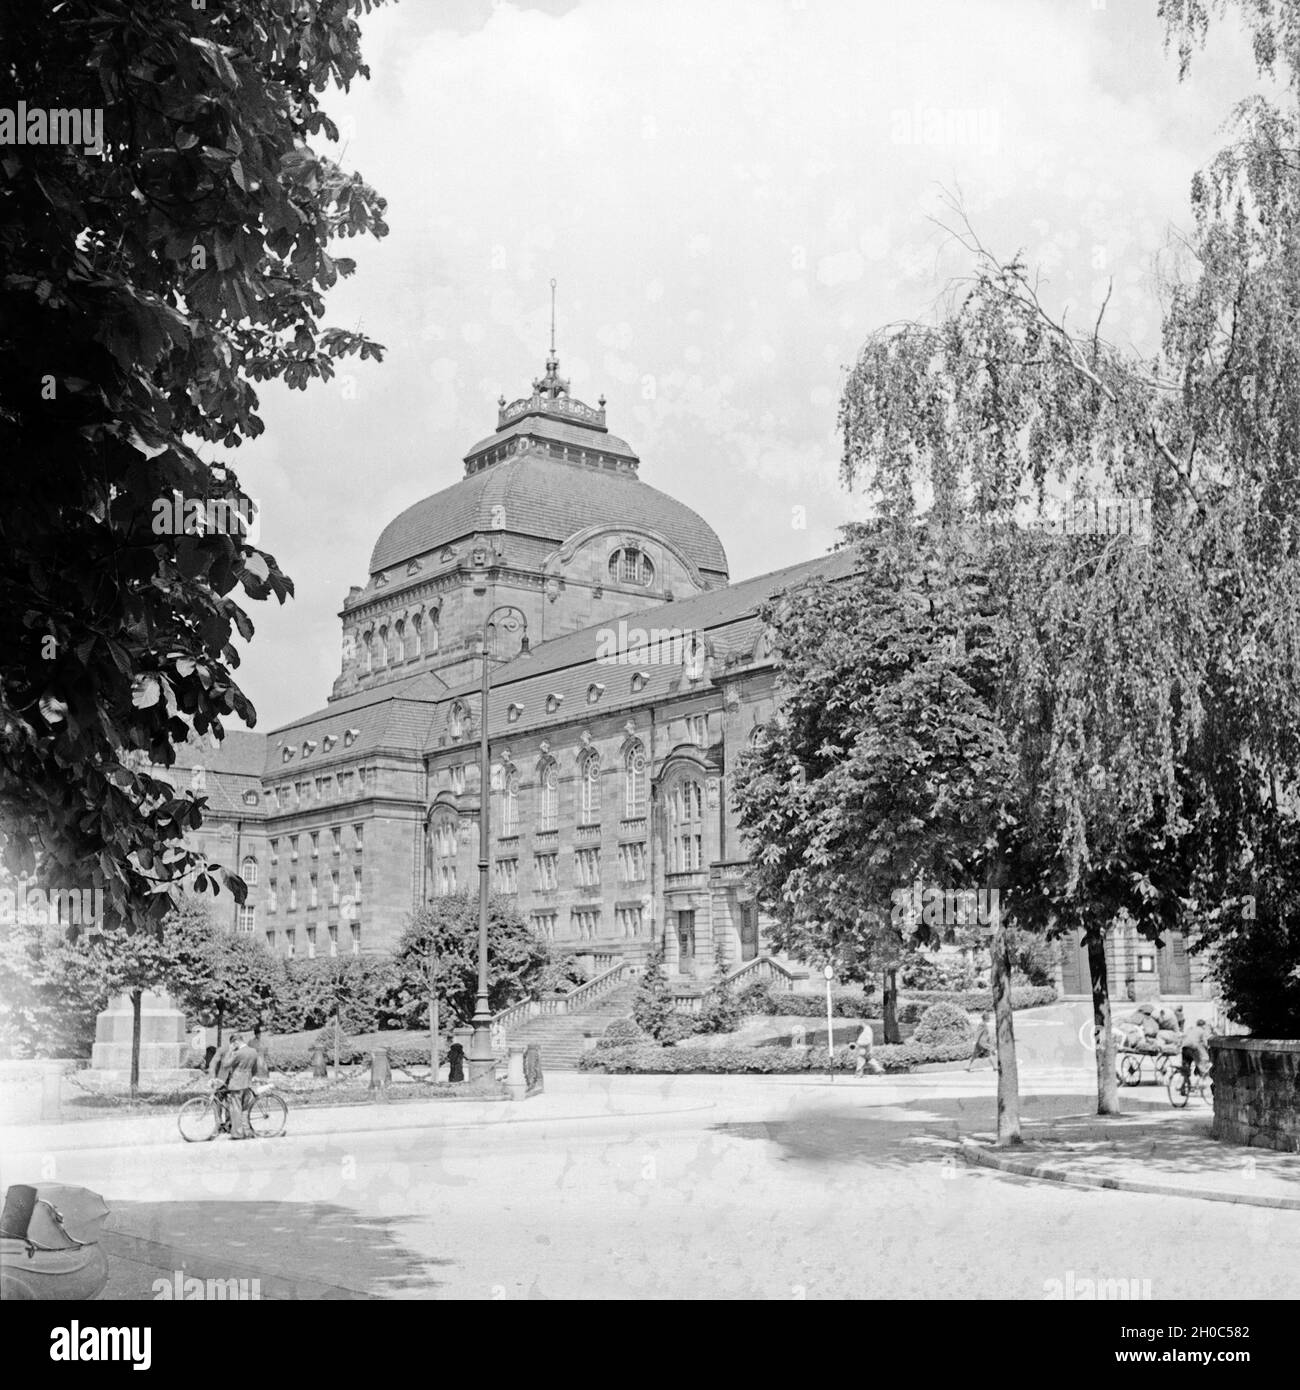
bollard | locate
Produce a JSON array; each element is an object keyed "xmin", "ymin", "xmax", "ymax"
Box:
[
  {"xmin": 310, "ymin": 1044, "xmax": 328, "ymax": 1079},
  {"xmin": 369, "ymin": 1046, "xmax": 391, "ymax": 1100},
  {"xmin": 506, "ymin": 1043, "xmax": 527, "ymax": 1100}
]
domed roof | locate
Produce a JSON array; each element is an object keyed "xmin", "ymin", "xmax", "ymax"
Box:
[
  {"xmin": 368, "ymin": 350, "xmax": 728, "ymax": 580},
  {"xmin": 368, "ymin": 452, "xmax": 729, "ymax": 581}
]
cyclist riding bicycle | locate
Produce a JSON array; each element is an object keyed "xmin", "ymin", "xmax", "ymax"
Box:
[{"xmin": 1179, "ymin": 1016, "xmax": 1212, "ymax": 1092}]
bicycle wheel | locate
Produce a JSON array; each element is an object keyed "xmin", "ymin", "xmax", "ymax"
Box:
[
  {"xmin": 1167, "ymin": 1072, "xmax": 1190, "ymax": 1108},
  {"xmin": 246, "ymin": 1091, "xmax": 287, "ymax": 1138},
  {"xmin": 178, "ymin": 1096, "xmax": 220, "ymax": 1142}
]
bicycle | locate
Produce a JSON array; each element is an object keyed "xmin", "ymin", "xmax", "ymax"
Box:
[
  {"xmin": 178, "ymin": 1084, "xmax": 288, "ymax": 1142},
  {"xmin": 1166, "ymin": 1064, "xmax": 1213, "ymax": 1108}
]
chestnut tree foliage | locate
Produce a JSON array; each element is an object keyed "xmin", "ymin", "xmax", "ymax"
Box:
[{"xmin": 0, "ymin": 2, "xmax": 389, "ymax": 939}]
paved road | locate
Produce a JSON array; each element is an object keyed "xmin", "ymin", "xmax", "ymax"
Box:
[{"xmin": 6, "ymin": 1074, "xmax": 1296, "ymax": 1300}]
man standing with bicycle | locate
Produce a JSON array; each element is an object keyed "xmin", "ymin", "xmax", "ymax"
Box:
[
  {"xmin": 217, "ymin": 1032, "xmax": 267, "ymax": 1140},
  {"xmin": 1179, "ymin": 1017, "xmax": 1213, "ymax": 1093}
]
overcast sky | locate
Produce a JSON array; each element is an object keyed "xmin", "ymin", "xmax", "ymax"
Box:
[{"xmin": 228, "ymin": 0, "xmax": 1261, "ymax": 731}]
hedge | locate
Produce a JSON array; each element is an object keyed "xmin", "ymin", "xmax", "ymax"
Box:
[
  {"xmin": 187, "ymin": 1035, "xmax": 447, "ymax": 1073},
  {"xmin": 577, "ymin": 1039, "xmax": 973, "ymax": 1075},
  {"xmin": 735, "ymin": 984, "xmax": 879, "ymax": 1018},
  {"xmin": 896, "ymin": 986, "xmax": 1056, "ymax": 1023}
]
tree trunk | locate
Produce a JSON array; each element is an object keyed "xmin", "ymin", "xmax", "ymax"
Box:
[
  {"xmin": 334, "ymin": 1005, "xmax": 342, "ymax": 1082},
  {"xmin": 429, "ymin": 995, "xmax": 439, "ymax": 1076},
  {"xmin": 216, "ymin": 1000, "xmax": 224, "ymax": 1049},
  {"xmin": 990, "ymin": 915, "xmax": 1022, "ymax": 1147},
  {"xmin": 1087, "ymin": 928, "xmax": 1120, "ymax": 1115},
  {"xmin": 882, "ymin": 969, "xmax": 901, "ymax": 1043},
  {"xmin": 130, "ymin": 988, "xmax": 142, "ymax": 1099}
]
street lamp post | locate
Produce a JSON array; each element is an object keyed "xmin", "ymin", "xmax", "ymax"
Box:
[{"xmin": 468, "ymin": 604, "xmax": 529, "ymax": 1082}]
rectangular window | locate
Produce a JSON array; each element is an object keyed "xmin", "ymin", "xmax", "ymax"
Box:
[
  {"xmin": 352, "ymin": 867, "xmax": 363, "ymax": 901},
  {"xmin": 530, "ymin": 912, "xmax": 557, "ymax": 941},
  {"xmin": 237, "ymin": 905, "xmax": 256, "ymax": 933},
  {"xmin": 268, "ymin": 879, "xmax": 278, "ymax": 914},
  {"xmin": 290, "ymin": 835, "xmax": 299, "ymax": 862},
  {"xmin": 285, "ymin": 928, "xmax": 296, "ymax": 958},
  {"xmin": 339, "ymin": 771, "xmax": 355, "ymax": 798},
  {"xmin": 266, "ymin": 930, "xmax": 277, "ymax": 952},
  {"xmin": 328, "ymin": 922, "xmax": 338, "ymax": 957},
  {"xmin": 288, "ymin": 876, "xmax": 298, "ymax": 911},
  {"xmin": 332, "ymin": 827, "xmax": 342, "ymax": 856},
  {"xmin": 354, "ymin": 823, "xmax": 364, "ymax": 851},
  {"xmin": 269, "ymin": 838, "xmax": 279, "ymax": 864},
  {"xmin": 450, "ymin": 765, "xmax": 466, "ymax": 795},
  {"xmin": 619, "ymin": 843, "xmax": 647, "ymax": 883},
  {"xmin": 616, "ymin": 906, "xmax": 644, "ymax": 938},
  {"xmin": 570, "ymin": 908, "xmax": 600, "ymax": 941},
  {"xmin": 307, "ymin": 926, "xmax": 317, "ymax": 959},
  {"xmin": 310, "ymin": 831, "xmax": 319, "ymax": 859},
  {"xmin": 350, "ymin": 923, "xmax": 360, "ymax": 956},
  {"xmin": 493, "ymin": 858, "xmax": 519, "ymax": 894},
  {"xmin": 309, "ymin": 873, "xmax": 318, "ymax": 909},
  {"xmin": 575, "ymin": 848, "xmax": 601, "ymax": 888},
  {"xmin": 330, "ymin": 870, "xmax": 340, "ymax": 905},
  {"xmin": 534, "ymin": 853, "xmax": 558, "ymax": 891}
]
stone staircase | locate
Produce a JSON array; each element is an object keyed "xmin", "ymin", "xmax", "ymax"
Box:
[{"xmin": 504, "ymin": 984, "xmax": 638, "ymax": 1070}]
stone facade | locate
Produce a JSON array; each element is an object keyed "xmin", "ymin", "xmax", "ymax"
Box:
[
  {"xmin": 180, "ymin": 348, "xmax": 837, "ymax": 981},
  {"xmin": 1210, "ymin": 1038, "xmax": 1300, "ymax": 1153}
]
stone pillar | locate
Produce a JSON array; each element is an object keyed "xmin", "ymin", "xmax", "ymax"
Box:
[
  {"xmin": 506, "ymin": 1042, "xmax": 527, "ymax": 1100},
  {"xmin": 88, "ymin": 991, "xmax": 188, "ymax": 1079}
]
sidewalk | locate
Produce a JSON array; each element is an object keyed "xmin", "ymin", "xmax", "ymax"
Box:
[{"xmin": 960, "ymin": 1106, "xmax": 1300, "ymax": 1210}]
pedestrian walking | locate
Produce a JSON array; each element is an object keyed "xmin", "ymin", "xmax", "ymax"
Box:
[
  {"xmin": 852, "ymin": 1021, "xmax": 881, "ymax": 1076},
  {"xmin": 967, "ymin": 1012, "xmax": 994, "ymax": 1071}
]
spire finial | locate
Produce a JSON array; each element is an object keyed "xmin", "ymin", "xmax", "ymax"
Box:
[{"xmin": 549, "ymin": 278, "xmax": 557, "ymax": 356}]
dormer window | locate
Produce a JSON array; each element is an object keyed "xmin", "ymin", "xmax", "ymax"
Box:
[
  {"xmin": 302, "ymin": 740, "xmax": 317, "ymax": 758},
  {"xmin": 450, "ymin": 702, "xmax": 468, "ymax": 738},
  {"xmin": 508, "ymin": 702, "xmax": 524, "ymax": 723},
  {"xmin": 587, "ymin": 683, "xmax": 605, "ymax": 704},
  {"xmin": 631, "ymin": 670, "xmax": 649, "ymax": 693},
  {"xmin": 608, "ymin": 547, "xmax": 654, "ymax": 586},
  {"xmin": 546, "ymin": 693, "xmax": 563, "ymax": 714},
  {"xmin": 281, "ymin": 746, "xmax": 294, "ymax": 763},
  {"xmin": 322, "ymin": 734, "xmax": 338, "ymax": 752}
]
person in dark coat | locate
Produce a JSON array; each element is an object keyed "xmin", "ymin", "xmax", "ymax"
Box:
[{"xmin": 447, "ymin": 1042, "xmax": 466, "ymax": 1083}]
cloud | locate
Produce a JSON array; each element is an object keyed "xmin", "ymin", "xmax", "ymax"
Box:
[{"xmin": 228, "ymin": 0, "xmax": 1261, "ymax": 728}]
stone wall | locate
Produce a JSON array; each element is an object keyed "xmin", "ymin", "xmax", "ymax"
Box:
[{"xmin": 1210, "ymin": 1038, "xmax": 1300, "ymax": 1153}]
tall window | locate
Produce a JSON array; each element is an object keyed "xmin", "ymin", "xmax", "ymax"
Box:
[
  {"xmin": 624, "ymin": 742, "xmax": 647, "ymax": 817},
  {"xmin": 449, "ymin": 703, "xmax": 466, "ymax": 739},
  {"xmin": 669, "ymin": 777, "xmax": 704, "ymax": 872},
  {"xmin": 616, "ymin": 905, "xmax": 644, "ymax": 939},
  {"xmin": 237, "ymin": 904, "xmax": 255, "ymax": 933},
  {"xmin": 500, "ymin": 767, "xmax": 519, "ymax": 836},
  {"xmin": 309, "ymin": 872, "xmax": 318, "ymax": 909},
  {"xmin": 267, "ymin": 879, "xmax": 278, "ymax": 914},
  {"xmin": 534, "ymin": 853, "xmax": 558, "ymax": 891},
  {"xmin": 402, "ymin": 617, "xmax": 417, "ymax": 661},
  {"xmin": 579, "ymin": 751, "xmax": 601, "ymax": 823},
  {"xmin": 537, "ymin": 759, "xmax": 558, "ymax": 831},
  {"xmin": 608, "ymin": 547, "xmax": 654, "ymax": 586},
  {"xmin": 240, "ymin": 855, "xmax": 258, "ymax": 886},
  {"xmin": 387, "ymin": 623, "xmax": 401, "ymax": 664},
  {"xmin": 376, "ymin": 626, "xmax": 388, "ymax": 667},
  {"xmin": 575, "ymin": 848, "xmax": 601, "ymax": 888},
  {"xmin": 433, "ymin": 816, "xmax": 457, "ymax": 896},
  {"xmin": 619, "ymin": 842, "xmax": 647, "ymax": 883}
]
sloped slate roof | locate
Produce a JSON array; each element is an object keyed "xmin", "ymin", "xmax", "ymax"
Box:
[
  {"xmin": 426, "ymin": 548, "xmax": 861, "ymax": 749},
  {"xmin": 463, "ymin": 414, "xmax": 638, "ymax": 463},
  {"xmin": 367, "ymin": 454, "xmax": 729, "ymax": 580},
  {"xmin": 167, "ymin": 728, "xmax": 267, "ymax": 777},
  {"xmin": 264, "ymin": 673, "xmax": 444, "ymax": 774}
]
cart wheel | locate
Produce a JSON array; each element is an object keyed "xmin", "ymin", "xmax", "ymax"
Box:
[{"xmin": 1119, "ymin": 1054, "xmax": 1143, "ymax": 1086}]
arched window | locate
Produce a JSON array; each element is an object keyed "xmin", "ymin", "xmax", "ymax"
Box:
[
  {"xmin": 624, "ymin": 741, "xmax": 647, "ymax": 818},
  {"xmin": 749, "ymin": 725, "xmax": 768, "ymax": 751},
  {"xmin": 668, "ymin": 776, "xmax": 704, "ymax": 872},
  {"xmin": 376, "ymin": 625, "xmax": 389, "ymax": 668},
  {"xmin": 427, "ymin": 610, "xmax": 440, "ymax": 654},
  {"xmin": 431, "ymin": 814, "xmax": 458, "ymax": 897},
  {"xmin": 608, "ymin": 547, "xmax": 654, "ymax": 586},
  {"xmin": 579, "ymin": 751, "xmax": 601, "ymax": 823},
  {"xmin": 449, "ymin": 702, "xmax": 466, "ymax": 739},
  {"xmin": 362, "ymin": 630, "xmax": 375, "ymax": 673},
  {"xmin": 411, "ymin": 612, "xmax": 423, "ymax": 657},
  {"xmin": 387, "ymin": 623, "xmax": 402, "ymax": 665},
  {"xmin": 500, "ymin": 766, "xmax": 519, "ymax": 836},
  {"xmin": 401, "ymin": 618, "xmax": 416, "ymax": 661},
  {"xmin": 537, "ymin": 758, "xmax": 558, "ymax": 831},
  {"xmin": 241, "ymin": 855, "xmax": 258, "ymax": 887}
]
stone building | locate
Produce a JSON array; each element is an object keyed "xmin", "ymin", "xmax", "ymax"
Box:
[{"xmin": 181, "ymin": 340, "xmax": 1204, "ymax": 998}]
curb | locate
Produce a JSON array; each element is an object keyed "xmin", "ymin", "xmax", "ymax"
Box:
[{"xmin": 958, "ymin": 1135, "xmax": 1300, "ymax": 1210}]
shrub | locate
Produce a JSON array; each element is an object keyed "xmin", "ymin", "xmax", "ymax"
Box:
[
  {"xmin": 577, "ymin": 1037, "xmax": 972, "ymax": 1074},
  {"xmin": 658, "ymin": 1013, "xmax": 698, "ymax": 1046},
  {"xmin": 901, "ymin": 953, "xmax": 975, "ymax": 991},
  {"xmin": 735, "ymin": 985, "xmax": 876, "ymax": 1018},
  {"xmin": 632, "ymin": 945, "xmax": 675, "ymax": 1040},
  {"xmin": 597, "ymin": 1017, "xmax": 644, "ymax": 1050},
  {"xmin": 899, "ymin": 986, "xmax": 1056, "ymax": 1020},
  {"xmin": 912, "ymin": 1001, "xmax": 974, "ymax": 1048}
]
